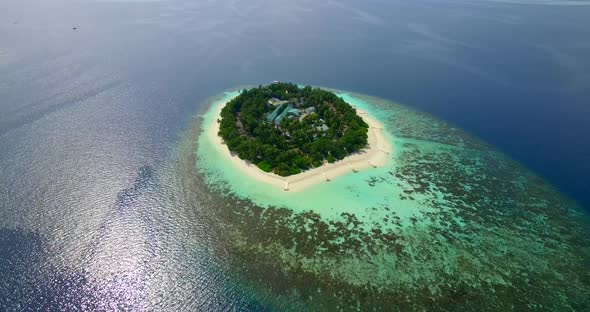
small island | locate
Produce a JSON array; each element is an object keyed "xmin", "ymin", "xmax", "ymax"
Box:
[
  {"xmin": 207, "ymin": 83, "xmax": 392, "ymax": 191},
  {"xmin": 218, "ymin": 83, "xmax": 370, "ymax": 176}
]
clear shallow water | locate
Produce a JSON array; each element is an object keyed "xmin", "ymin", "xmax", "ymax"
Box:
[
  {"xmin": 194, "ymin": 89, "xmax": 589, "ymax": 310},
  {"xmin": 198, "ymin": 91, "xmax": 428, "ymax": 231},
  {"xmin": 1, "ymin": 0, "xmax": 589, "ymax": 310}
]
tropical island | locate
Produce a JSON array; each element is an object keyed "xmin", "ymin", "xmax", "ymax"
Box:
[
  {"xmin": 217, "ymin": 83, "xmax": 370, "ymax": 176},
  {"xmin": 207, "ymin": 83, "xmax": 392, "ymax": 191}
]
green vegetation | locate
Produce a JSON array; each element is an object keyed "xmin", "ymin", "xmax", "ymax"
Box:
[{"xmin": 218, "ymin": 83, "xmax": 369, "ymax": 176}]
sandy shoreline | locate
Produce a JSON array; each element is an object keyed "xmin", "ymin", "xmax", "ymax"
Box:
[{"xmin": 207, "ymin": 100, "xmax": 392, "ymax": 192}]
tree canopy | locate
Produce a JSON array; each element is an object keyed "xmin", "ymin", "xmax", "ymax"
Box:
[{"xmin": 218, "ymin": 83, "xmax": 369, "ymax": 176}]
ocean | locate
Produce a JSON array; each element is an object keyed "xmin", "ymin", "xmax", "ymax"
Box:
[{"xmin": 0, "ymin": 0, "xmax": 588, "ymax": 310}]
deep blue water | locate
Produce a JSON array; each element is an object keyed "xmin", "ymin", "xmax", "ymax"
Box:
[{"xmin": 0, "ymin": 0, "xmax": 589, "ymax": 310}]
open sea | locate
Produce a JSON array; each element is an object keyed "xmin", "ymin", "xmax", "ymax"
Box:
[{"xmin": 1, "ymin": 0, "xmax": 589, "ymax": 310}]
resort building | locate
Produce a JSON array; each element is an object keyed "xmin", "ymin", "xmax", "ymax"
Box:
[
  {"xmin": 268, "ymin": 97, "xmax": 289, "ymax": 107},
  {"xmin": 266, "ymin": 102, "xmax": 313, "ymax": 125},
  {"xmin": 274, "ymin": 105, "xmax": 301, "ymax": 125},
  {"xmin": 266, "ymin": 103, "xmax": 286, "ymax": 122}
]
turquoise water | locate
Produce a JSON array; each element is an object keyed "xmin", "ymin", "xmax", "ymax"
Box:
[
  {"xmin": 194, "ymin": 89, "xmax": 589, "ymax": 310},
  {"xmin": 197, "ymin": 91, "xmax": 443, "ymax": 233}
]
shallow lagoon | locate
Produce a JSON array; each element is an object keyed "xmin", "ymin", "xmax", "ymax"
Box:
[{"xmin": 192, "ymin": 88, "xmax": 590, "ymax": 310}]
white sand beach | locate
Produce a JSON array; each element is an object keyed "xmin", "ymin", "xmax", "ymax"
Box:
[{"xmin": 208, "ymin": 101, "xmax": 393, "ymax": 192}]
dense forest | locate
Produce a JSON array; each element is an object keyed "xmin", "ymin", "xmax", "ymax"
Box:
[{"xmin": 218, "ymin": 83, "xmax": 368, "ymax": 176}]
